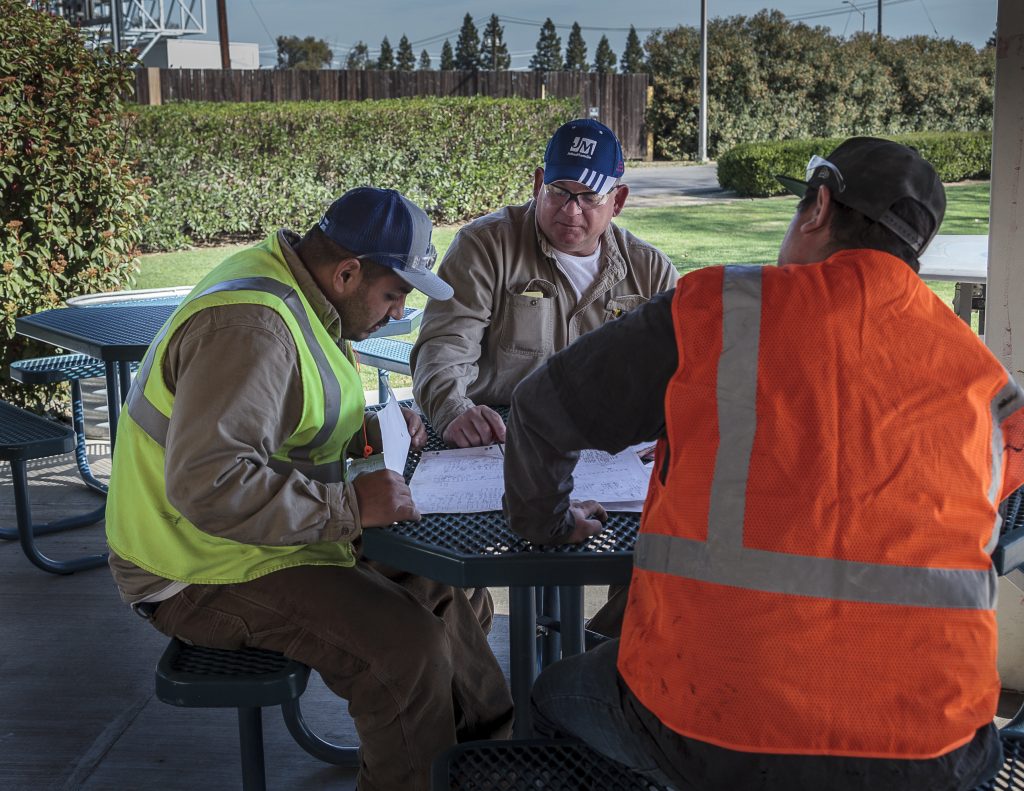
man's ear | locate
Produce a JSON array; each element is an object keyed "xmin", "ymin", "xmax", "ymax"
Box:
[
  {"xmin": 799, "ymin": 185, "xmax": 834, "ymax": 234},
  {"xmin": 533, "ymin": 167, "xmax": 545, "ymax": 199},
  {"xmin": 330, "ymin": 257, "xmax": 362, "ymax": 297},
  {"xmin": 610, "ymin": 184, "xmax": 629, "ymax": 217}
]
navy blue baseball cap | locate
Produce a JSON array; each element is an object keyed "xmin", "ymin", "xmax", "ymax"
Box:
[
  {"xmin": 543, "ymin": 119, "xmax": 625, "ymax": 195},
  {"xmin": 318, "ymin": 187, "xmax": 452, "ymax": 301}
]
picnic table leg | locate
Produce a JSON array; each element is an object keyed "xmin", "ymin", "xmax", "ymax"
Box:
[
  {"xmin": 558, "ymin": 585, "xmax": 585, "ymax": 657},
  {"xmin": 510, "ymin": 585, "xmax": 537, "ymax": 737},
  {"xmin": 104, "ymin": 361, "xmax": 122, "ymax": 449},
  {"xmin": 117, "ymin": 360, "xmax": 133, "ymax": 404},
  {"xmin": 539, "ymin": 586, "xmax": 561, "ymax": 668},
  {"xmin": 7, "ymin": 459, "xmax": 107, "ymax": 574}
]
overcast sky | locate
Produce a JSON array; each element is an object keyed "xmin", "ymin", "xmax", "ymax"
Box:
[{"xmin": 198, "ymin": 0, "xmax": 996, "ymax": 68}]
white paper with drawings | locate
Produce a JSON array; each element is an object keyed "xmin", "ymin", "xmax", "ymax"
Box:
[{"xmin": 409, "ymin": 444, "xmax": 653, "ymax": 514}]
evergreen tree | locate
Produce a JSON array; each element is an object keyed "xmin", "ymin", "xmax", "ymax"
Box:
[
  {"xmin": 439, "ymin": 39, "xmax": 456, "ymax": 70},
  {"xmin": 530, "ymin": 18, "xmax": 562, "ymax": 72},
  {"xmin": 593, "ymin": 35, "xmax": 617, "ymax": 74},
  {"xmin": 419, "ymin": 49, "xmax": 432, "ymax": 70},
  {"xmin": 480, "ymin": 13, "xmax": 511, "ymax": 70},
  {"xmin": 377, "ymin": 36, "xmax": 395, "ymax": 70},
  {"xmin": 455, "ymin": 12, "xmax": 481, "ymax": 70},
  {"xmin": 564, "ymin": 22, "xmax": 588, "ymax": 71},
  {"xmin": 345, "ymin": 41, "xmax": 370, "ymax": 70},
  {"xmin": 621, "ymin": 25, "xmax": 645, "ymax": 73},
  {"xmin": 396, "ymin": 34, "xmax": 416, "ymax": 71}
]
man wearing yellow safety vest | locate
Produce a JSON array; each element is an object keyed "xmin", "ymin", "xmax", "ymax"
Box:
[
  {"xmin": 106, "ymin": 187, "xmax": 514, "ymax": 791},
  {"xmin": 503, "ymin": 138, "xmax": 1024, "ymax": 790}
]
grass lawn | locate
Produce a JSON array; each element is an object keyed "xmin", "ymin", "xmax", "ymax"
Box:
[{"xmin": 134, "ymin": 182, "xmax": 990, "ymax": 392}]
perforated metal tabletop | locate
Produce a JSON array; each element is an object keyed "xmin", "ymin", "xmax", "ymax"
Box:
[
  {"xmin": 360, "ymin": 407, "xmax": 639, "ymax": 736},
  {"xmin": 362, "ymin": 416, "xmax": 638, "ymax": 589}
]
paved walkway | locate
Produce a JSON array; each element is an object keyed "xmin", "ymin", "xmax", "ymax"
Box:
[{"xmin": 623, "ymin": 162, "xmax": 741, "ymax": 207}]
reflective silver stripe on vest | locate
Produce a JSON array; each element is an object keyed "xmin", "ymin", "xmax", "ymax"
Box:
[
  {"xmin": 126, "ymin": 277, "xmax": 342, "ymax": 461},
  {"xmin": 635, "ymin": 264, "xmax": 997, "ymax": 611}
]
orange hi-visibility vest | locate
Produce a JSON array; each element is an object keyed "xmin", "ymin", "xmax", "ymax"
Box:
[{"xmin": 618, "ymin": 250, "xmax": 1024, "ymax": 760}]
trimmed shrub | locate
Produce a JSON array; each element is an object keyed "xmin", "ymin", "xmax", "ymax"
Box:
[
  {"xmin": 132, "ymin": 97, "xmax": 577, "ymax": 250},
  {"xmin": 718, "ymin": 131, "xmax": 992, "ymax": 197},
  {"xmin": 0, "ymin": 1, "xmax": 146, "ymax": 410}
]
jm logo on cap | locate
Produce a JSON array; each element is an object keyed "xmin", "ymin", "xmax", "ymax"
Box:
[{"xmin": 568, "ymin": 137, "xmax": 597, "ymax": 158}]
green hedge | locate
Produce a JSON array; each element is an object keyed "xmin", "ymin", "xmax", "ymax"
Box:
[
  {"xmin": 717, "ymin": 131, "xmax": 992, "ymax": 197},
  {"xmin": 1, "ymin": 2, "xmax": 145, "ymax": 411},
  {"xmin": 132, "ymin": 97, "xmax": 577, "ymax": 250}
]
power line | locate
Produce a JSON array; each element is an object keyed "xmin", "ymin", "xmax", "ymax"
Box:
[
  {"xmin": 917, "ymin": 0, "xmax": 940, "ymax": 36},
  {"xmin": 786, "ymin": 0, "xmax": 915, "ymax": 23}
]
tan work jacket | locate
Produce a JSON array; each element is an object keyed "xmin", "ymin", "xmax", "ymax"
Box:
[{"xmin": 411, "ymin": 201, "xmax": 677, "ymax": 437}]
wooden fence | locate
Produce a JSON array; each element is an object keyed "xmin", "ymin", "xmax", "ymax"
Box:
[{"xmin": 133, "ymin": 68, "xmax": 651, "ymax": 159}]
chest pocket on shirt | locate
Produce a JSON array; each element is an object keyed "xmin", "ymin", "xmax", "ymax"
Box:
[
  {"xmin": 498, "ymin": 283, "xmax": 555, "ymax": 357},
  {"xmin": 604, "ymin": 294, "xmax": 648, "ymax": 322}
]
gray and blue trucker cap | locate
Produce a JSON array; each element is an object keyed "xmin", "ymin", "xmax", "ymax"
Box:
[{"xmin": 318, "ymin": 187, "xmax": 452, "ymax": 300}]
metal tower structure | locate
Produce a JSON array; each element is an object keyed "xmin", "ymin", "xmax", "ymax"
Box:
[{"xmin": 48, "ymin": 1, "xmax": 207, "ymax": 60}]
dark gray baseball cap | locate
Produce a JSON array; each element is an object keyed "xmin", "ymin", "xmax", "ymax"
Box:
[{"xmin": 776, "ymin": 137, "xmax": 946, "ymax": 255}]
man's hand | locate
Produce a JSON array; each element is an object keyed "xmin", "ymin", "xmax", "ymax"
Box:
[
  {"xmin": 565, "ymin": 499, "xmax": 608, "ymax": 544},
  {"xmin": 443, "ymin": 405, "xmax": 507, "ymax": 448},
  {"xmin": 352, "ymin": 469, "xmax": 420, "ymax": 526},
  {"xmin": 402, "ymin": 406, "xmax": 427, "ymax": 450}
]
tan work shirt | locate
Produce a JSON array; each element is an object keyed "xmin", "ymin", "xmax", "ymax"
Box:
[
  {"xmin": 108, "ymin": 230, "xmax": 363, "ymax": 602},
  {"xmin": 411, "ymin": 201, "xmax": 677, "ymax": 437}
]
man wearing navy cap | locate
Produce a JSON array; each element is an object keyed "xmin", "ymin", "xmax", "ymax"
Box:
[
  {"xmin": 411, "ymin": 118, "xmax": 677, "ymax": 450},
  {"xmin": 106, "ymin": 187, "xmax": 513, "ymax": 791}
]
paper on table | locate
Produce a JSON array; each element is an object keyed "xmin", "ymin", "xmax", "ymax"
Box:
[
  {"xmin": 409, "ymin": 444, "xmax": 653, "ymax": 514},
  {"xmin": 377, "ymin": 389, "xmax": 411, "ymax": 473},
  {"xmin": 410, "ymin": 445, "xmax": 505, "ymax": 513}
]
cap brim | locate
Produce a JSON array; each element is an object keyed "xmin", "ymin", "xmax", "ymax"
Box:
[
  {"xmin": 775, "ymin": 174, "xmax": 809, "ymax": 198},
  {"xmin": 544, "ymin": 165, "xmax": 619, "ymax": 195},
  {"xmin": 394, "ymin": 268, "xmax": 453, "ymax": 301}
]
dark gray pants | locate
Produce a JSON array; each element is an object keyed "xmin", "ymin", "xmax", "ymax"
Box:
[{"xmin": 531, "ymin": 639, "xmax": 1002, "ymax": 791}]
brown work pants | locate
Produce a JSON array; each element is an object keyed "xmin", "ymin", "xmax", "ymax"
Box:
[{"xmin": 150, "ymin": 560, "xmax": 514, "ymax": 791}]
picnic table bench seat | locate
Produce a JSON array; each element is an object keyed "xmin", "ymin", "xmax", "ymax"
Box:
[
  {"xmin": 10, "ymin": 353, "xmax": 139, "ymax": 494},
  {"xmin": 0, "ymin": 399, "xmax": 107, "ymax": 573},
  {"xmin": 432, "ymin": 731, "xmax": 1024, "ymax": 791},
  {"xmin": 352, "ymin": 337, "xmax": 412, "ymax": 403},
  {"xmin": 155, "ymin": 638, "xmax": 358, "ymax": 791}
]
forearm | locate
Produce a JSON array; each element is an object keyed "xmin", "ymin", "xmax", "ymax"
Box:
[
  {"xmin": 410, "ymin": 232, "xmax": 493, "ymax": 435},
  {"xmin": 164, "ymin": 307, "xmax": 362, "ymax": 547},
  {"xmin": 504, "ymin": 374, "xmax": 585, "ymax": 544},
  {"xmin": 166, "ymin": 446, "xmax": 362, "ymax": 546},
  {"xmin": 504, "ymin": 290, "xmax": 678, "ymax": 544}
]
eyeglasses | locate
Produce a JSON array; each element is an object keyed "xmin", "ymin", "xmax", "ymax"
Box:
[
  {"xmin": 357, "ymin": 244, "xmax": 438, "ymax": 273},
  {"xmin": 805, "ymin": 155, "xmax": 846, "ymax": 192},
  {"xmin": 543, "ymin": 183, "xmax": 619, "ymax": 211}
]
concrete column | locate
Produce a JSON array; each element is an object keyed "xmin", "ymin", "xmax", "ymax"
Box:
[{"xmin": 991, "ymin": 0, "xmax": 1024, "ymax": 691}]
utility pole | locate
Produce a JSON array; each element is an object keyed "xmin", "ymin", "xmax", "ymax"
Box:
[
  {"xmin": 110, "ymin": 0, "xmax": 122, "ymax": 51},
  {"xmin": 878, "ymin": 0, "xmax": 883, "ymax": 38},
  {"xmin": 216, "ymin": 0, "xmax": 230, "ymax": 69},
  {"xmin": 698, "ymin": 0, "xmax": 708, "ymax": 163}
]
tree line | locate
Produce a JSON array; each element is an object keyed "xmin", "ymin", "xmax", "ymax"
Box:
[{"xmin": 276, "ymin": 13, "xmax": 647, "ymax": 74}]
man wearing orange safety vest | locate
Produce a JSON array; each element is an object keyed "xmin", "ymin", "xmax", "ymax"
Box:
[{"xmin": 503, "ymin": 137, "xmax": 1024, "ymax": 790}]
